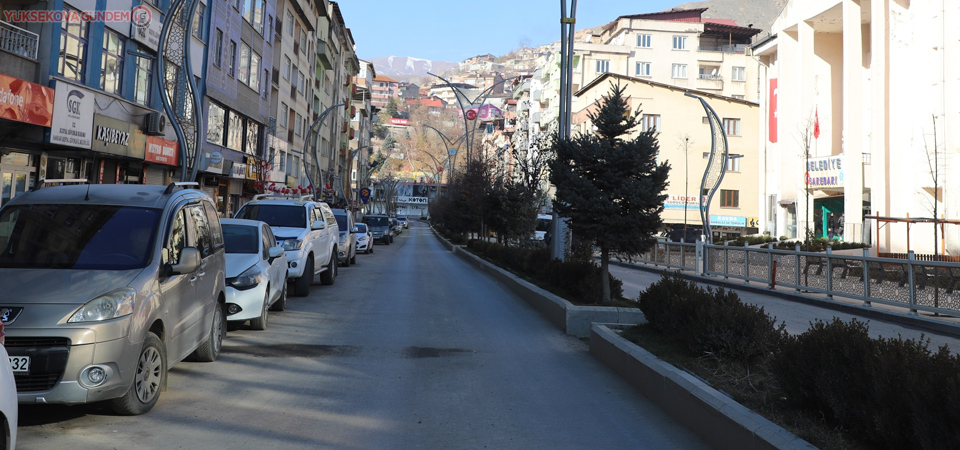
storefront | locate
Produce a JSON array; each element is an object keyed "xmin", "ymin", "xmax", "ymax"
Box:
[
  {"xmin": 0, "ymin": 73, "xmax": 55, "ymax": 206},
  {"xmin": 144, "ymin": 136, "xmax": 180, "ymax": 186}
]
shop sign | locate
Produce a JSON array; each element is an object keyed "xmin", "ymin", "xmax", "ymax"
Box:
[
  {"xmin": 92, "ymin": 114, "xmax": 146, "ymax": 158},
  {"xmin": 398, "ymin": 196, "xmax": 428, "ymax": 205},
  {"xmin": 245, "ymin": 162, "xmax": 259, "ymax": 180},
  {"xmin": 663, "ymin": 194, "xmax": 703, "ymax": 210},
  {"xmin": 230, "ymin": 162, "xmax": 247, "ymax": 179},
  {"xmin": 0, "ymin": 73, "xmax": 54, "ymax": 127},
  {"xmin": 710, "ymin": 215, "xmax": 746, "ymax": 227},
  {"xmin": 50, "ymin": 82, "xmax": 95, "ymax": 149},
  {"xmin": 804, "ymin": 155, "xmax": 844, "ymax": 188},
  {"xmin": 202, "ymin": 151, "xmax": 224, "ymax": 174},
  {"xmin": 129, "ymin": 3, "xmax": 162, "ymax": 49},
  {"xmin": 145, "ymin": 136, "xmax": 179, "ymax": 165}
]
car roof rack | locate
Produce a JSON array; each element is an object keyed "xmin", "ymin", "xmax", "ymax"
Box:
[
  {"xmin": 164, "ymin": 181, "xmax": 201, "ymax": 195},
  {"xmin": 252, "ymin": 193, "xmax": 315, "ymax": 204},
  {"xmin": 32, "ymin": 178, "xmax": 88, "ymax": 190}
]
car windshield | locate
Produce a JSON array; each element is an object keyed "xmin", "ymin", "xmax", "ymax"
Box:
[
  {"xmin": 236, "ymin": 204, "xmax": 305, "ymax": 228},
  {"xmin": 356, "ymin": 223, "xmax": 367, "ymax": 233},
  {"xmin": 0, "ymin": 204, "xmax": 160, "ymax": 270},
  {"xmin": 536, "ymin": 218, "xmax": 552, "ymax": 232},
  {"xmin": 364, "ymin": 216, "xmax": 389, "ymax": 227},
  {"xmin": 222, "ymin": 224, "xmax": 259, "ymax": 254},
  {"xmin": 334, "ymin": 214, "xmax": 348, "ymax": 231}
]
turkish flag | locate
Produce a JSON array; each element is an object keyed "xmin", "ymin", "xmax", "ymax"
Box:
[{"xmin": 814, "ymin": 108, "xmax": 821, "ymax": 139}]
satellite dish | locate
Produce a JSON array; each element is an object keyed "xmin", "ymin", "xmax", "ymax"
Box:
[{"xmin": 711, "ymin": 68, "xmax": 718, "ymax": 76}]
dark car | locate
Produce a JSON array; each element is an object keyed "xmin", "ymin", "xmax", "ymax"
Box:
[
  {"xmin": 362, "ymin": 215, "xmax": 393, "ymax": 244},
  {"xmin": 390, "ymin": 218, "xmax": 401, "ymax": 235}
]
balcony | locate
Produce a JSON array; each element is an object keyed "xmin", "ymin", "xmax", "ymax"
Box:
[
  {"xmin": 1, "ymin": 21, "xmax": 38, "ymax": 60},
  {"xmin": 696, "ymin": 74, "xmax": 724, "ymax": 91},
  {"xmin": 316, "ymin": 38, "xmax": 332, "ymax": 71}
]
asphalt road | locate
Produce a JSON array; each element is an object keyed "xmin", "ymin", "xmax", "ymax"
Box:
[{"xmin": 16, "ymin": 222, "xmax": 710, "ymax": 450}]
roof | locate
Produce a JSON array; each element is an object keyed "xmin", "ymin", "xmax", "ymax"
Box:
[
  {"xmin": 574, "ymin": 72, "xmax": 759, "ymax": 107},
  {"xmin": 373, "ymin": 75, "xmax": 399, "ymax": 83}
]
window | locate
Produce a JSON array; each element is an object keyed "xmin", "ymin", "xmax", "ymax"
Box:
[
  {"xmin": 214, "ymin": 29, "xmax": 223, "ymax": 67},
  {"xmin": 279, "ymin": 151, "xmax": 286, "ymax": 171},
  {"xmin": 243, "ymin": 0, "xmax": 264, "ymax": 34},
  {"xmin": 635, "ymin": 62, "xmax": 651, "ymax": 77},
  {"xmin": 249, "ymin": 51, "xmax": 261, "ymax": 92},
  {"xmin": 286, "ymin": 11, "xmax": 294, "ymax": 36},
  {"xmin": 294, "ymin": 113, "xmax": 303, "ymax": 136},
  {"xmin": 279, "ymin": 103, "xmax": 288, "ymax": 127},
  {"xmin": 100, "ymin": 30, "xmax": 124, "ymax": 94},
  {"xmin": 263, "ymin": 69, "xmax": 269, "ymax": 98},
  {"xmin": 720, "ymin": 189, "xmax": 739, "ymax": 208},
  {"xmin": 732, "ymin": 66, "xmax": 746, "ymax": 82},
  {"xmin": 234, "ymin": 0, "xmax": 241, "ymax": 10},
  {"xmin": 726, "ymin": 155, "xmax": 741, "ymax": 173},
  {"xmin": 228, "ymin": 40, "xmax": 237, "ymax": 76},
  {"xmin": 134, "ymin": 53, "xmax": 152, "ymax": 106},
  {"xmin": 641, "ymin": 114, "xmax": 660, "ymax": 132},
  {"xmin": 207, "ymin": 103, "xmax": 226, "ymax": 145},
  {"xmin": 672, "ymin": 63, "xmax": 687, "ymax": 79},
  {"xmin": 672, "ymin": 35, "xmax": 687, "ymax": 50},
  {"xmin": 637, "ymin": 34, "xmax": 651, "ymax": 48},
  {"xmin": 723, "ymin": 118, "xmax": 741, "ymax": 136},
  {"xmin": 300, "ymin": 30, "xmax": 307, "ymax": 52},
  {"xmin": 227, "ymin": 111, "xmax": 244, "ymax": 151},
  {"xmin": 192, "ymin": 4, "xmax": 205, "ymax": 39},
  {"xmin": 595, "ymin": 59, "xmax": 610, "ymax": 73},
  {"xmin": 245, "ymin": 121, "xmax": 259, "ymax": 155},
  {"xmin": 239, "ymin": 42, "xmax": 250, "ymax": 84},
  {"xmin": 283, "ymin": 56, "xmax": 291, "ymax": 80},
  {"xmin": 298, "ymin": 70, "xmax": 305, "ymax": 93},
  {"xmin": 59, "ymin": 6, "xmax": 88, "ymax": 82}
]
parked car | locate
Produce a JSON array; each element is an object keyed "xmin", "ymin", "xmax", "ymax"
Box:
[
  {"xmin": 390, "ymin": 218, "xmax": 402, "ymax": 235},
  {"xmin": 362, "ymin": 215, "xmax": 393, "ymax": 244},
  {"xmin": 355, "ymin": 223, "xmax": 372, "ymax": 254},
  {"xmin": 534, "ymin": 214, "xmax": 552, "ymax": 241},
  {"xmin": 332, "ymin": 209, "xmax": 358, "ymax": 267},
  {"xmin": 220, "ymin": 219, "xmax": 288, "ymax": 330},
  {"xmin": 0, "ymin": 339, "xmax": 17, "ymax": 449},
  {"xmin": 235, "ymin": 194, "xmax": 339, "ymax": 297},
  {"xmin": 397, "ymin": 215, "xmax": 409, "ymax": 229},
  {"xmin": 0, "ymin": 182, "xmax": 226, "ymax": 415}
]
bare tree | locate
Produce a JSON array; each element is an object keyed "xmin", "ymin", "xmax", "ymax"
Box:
[
  {"xmin": 921, "ymin": 114, "xmax": 945, "ymax": 257},
  {"xmin": 795, "ymin": 113, "xmax": 817, "ymax": 246}
]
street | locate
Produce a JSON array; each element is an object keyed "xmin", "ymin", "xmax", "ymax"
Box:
[{"xmin": 16, "ymin": 222, "xmax": 709, "ymax": 450}]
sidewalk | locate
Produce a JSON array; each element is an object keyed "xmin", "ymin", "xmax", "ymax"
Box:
[{"xmin": 607, "ymin": 260, "xmax": 960, "ymax": 353}]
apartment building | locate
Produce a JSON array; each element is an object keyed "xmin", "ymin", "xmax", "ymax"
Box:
[
  {"xmin": 753, "ymin": 0, "xmax": 960, "ymax": 256},
  {"xmin": 573, "ymin": 73, "xmax": 760, "ymax": 239},
  {"xmin": 204, "ymin": 0, "xmax": 275, "ymax": 215},
  {"xmin": 319, "ymin": 1, "xmax": 359, "ymax": 208},
  {"xmin": 369, "ymin": 75, "xmax": 399, "ymax": 109},
  {"xmin": 0, "ymin": 0, "xmax": 200, "ymax": 206}
]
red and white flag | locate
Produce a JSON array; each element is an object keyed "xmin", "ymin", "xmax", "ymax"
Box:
[{"xmin": 813, "ymin": 108, "xmax": 821, "ymax": 139}]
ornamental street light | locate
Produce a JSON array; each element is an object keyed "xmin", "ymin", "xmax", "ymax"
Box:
[
  {"xmin": 426, "ymin": 73, "xmax": 519, "ymax": 162},
  {"xmin": 304, "ymin": 103, "xmax": 345, "ymax": 200}
]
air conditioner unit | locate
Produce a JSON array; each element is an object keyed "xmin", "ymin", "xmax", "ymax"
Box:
[{"xmin": 144, "ymin": 112, "xmax": 166, "ymax": 135}]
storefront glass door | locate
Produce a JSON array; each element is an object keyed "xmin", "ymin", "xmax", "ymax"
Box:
[{"xmin": 1, "ymin": 169, "xmax": 30, "ymax": 208}]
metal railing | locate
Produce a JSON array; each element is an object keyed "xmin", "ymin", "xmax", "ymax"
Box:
[
  {"xmin": 0, "ymin": 20, "xmax": 38, "ymax": 60},
  {"xmin": 627, "ymin": 241, "xmax": 960, "ymax": 317}
]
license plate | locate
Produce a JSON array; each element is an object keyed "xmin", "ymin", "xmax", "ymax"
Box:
[{"xmin": 9, "ymin": 356, "xmax": 29, "ymax": 373}]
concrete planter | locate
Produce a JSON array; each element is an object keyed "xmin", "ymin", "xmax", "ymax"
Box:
[
  {"xmin": 590, "ymin": 323, "xmax": 817, "ymax": 450},
  {"xmin": 433, "ymin": 228, "xmax": 644, "ymax": 337}
]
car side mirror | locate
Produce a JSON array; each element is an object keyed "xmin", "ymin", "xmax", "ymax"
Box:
[
  {"xmin": 268, "ymin": 246, "xmax": 283, "ymax": 258},
  {"xmin": 169, "ymin": 247, "xmax": 201, "ymax": 275},
  {"xmin": 351, "ymin": 226, "xmax": 358, "ymax": 233},
  {"xmin": 312, "ymin": 220, "xmax": 325, "ymax": 230}
]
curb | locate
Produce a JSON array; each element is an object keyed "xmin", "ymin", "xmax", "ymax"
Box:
[{"xmin": 591, "ymin": 323, "xmax": 817, "ymax": 450}]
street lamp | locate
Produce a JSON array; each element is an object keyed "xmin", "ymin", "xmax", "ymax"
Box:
[
  {"xmin": 304, "ymin": 103, "xmax": 345, "ymax": 200},
  {"xmin": 426, "ymin": 72, "xmax": 519, "ymax": 162}
]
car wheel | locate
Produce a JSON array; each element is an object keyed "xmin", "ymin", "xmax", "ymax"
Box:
[
  {"xmin": 249, "ymin": 291, "xmax": 269, "ymax": 331},
  {"xmin": 111, "ymin": 332, "xmax": 165, "ymax": 415},
  {"xmin": 293, "ymin": 257, "xmax": 313, "ymax": 297},
  {"xmin": 320, "ymin": 253, "xmax": 336, "ymax": 285},
  {"xmin": 342, "ymin": 251, "xmax": 351, "ymax": 267},
  {"xmin": 270, "ymin": 282, "xmax": 287, "ymax": 311},
  {"xmin": 191, "ymin": 302, "xmax": 224, "ymax": 362},
  {"xmin": 369, "ymin": 246, "xmax": 373, "ymax": 254}
]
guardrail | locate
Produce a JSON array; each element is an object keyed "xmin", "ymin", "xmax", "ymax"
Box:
[
  {"xmin": 627, "ymin": 241, "xmax": 960, "ymax": 317},
  {"xmin": 0, "ymin": 20, "xmax": 38, "ymax": 60}
]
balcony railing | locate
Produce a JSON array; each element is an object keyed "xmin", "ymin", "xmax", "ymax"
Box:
[
  {"xmin": 0, "ymin": 21, "xmax": 38, "ymax": 60},
  {"xmin": 698, "ymin": 73, "xmax": 723, "ymax": 81}
]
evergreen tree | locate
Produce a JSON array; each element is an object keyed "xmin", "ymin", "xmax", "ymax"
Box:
[
  {"xmin": 385, "ymin": 97, "xmax": 400, "ymax": 119},
  {"xmin": 547, "ymin": 83, "xmax": 670, "ymax": 304}
]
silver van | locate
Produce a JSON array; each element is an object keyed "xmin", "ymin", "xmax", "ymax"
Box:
[{"xmin": 0, "ymin": 182, "xmax": 226, "ymax": 415}]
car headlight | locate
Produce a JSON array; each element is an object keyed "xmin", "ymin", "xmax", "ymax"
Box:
[
  {"xmin": 69, "ymin": 288, "xmax": 135, "ymax": 323},
  {"xmin": 281, "ymin": 238, "xmax": 303, "ymax": 250},
  {"xmin": 228, "ymin": 265, "xmax": 263, "ymax": 291},
  {"xmin": 358, "ymin": 236, "xmax": 368, "ymax": 242}
]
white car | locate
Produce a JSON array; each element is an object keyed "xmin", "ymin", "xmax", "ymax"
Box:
[
  {"xmin": 235, "ymin": 195, "xmax": 339, "ymax": 297},
  {"xmin": 355, "ymin": 223, "xmax": 372, "ymax": 254},
  {"xmin": 221, "ymin": 219, "xmax": 288, "ymax": 330},
  {"xmin": 0, "ymin": 342, "xmax": 17, "ymax": 450}
]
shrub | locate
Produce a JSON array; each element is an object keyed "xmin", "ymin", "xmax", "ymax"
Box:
[{"xmin": 637, "ymin": 273, "xmax": 787, "ymax": 365}]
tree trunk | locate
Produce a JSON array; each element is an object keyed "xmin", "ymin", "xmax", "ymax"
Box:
[{"xmin": 600, "ymin": 246, "xmax": 610, "ymax": 305}]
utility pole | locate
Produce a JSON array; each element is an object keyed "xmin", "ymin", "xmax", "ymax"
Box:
[
  {"xmin": 552, "ymin": 0, "xmax": 577, "ymax": 261},
  {"xmin": 683, "ymin": 136, "xmax": 689, "ymax": 239}
]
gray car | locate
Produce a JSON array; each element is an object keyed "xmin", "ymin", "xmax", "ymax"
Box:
[
  {"xmin": 332, "ymin": 209, "xmax": 357, "ymax": 267},
  {"xmin": 0, "ymin": 182, "xmax": 227, "ymax": 415}
]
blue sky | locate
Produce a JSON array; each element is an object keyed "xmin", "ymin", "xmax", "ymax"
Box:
[{"xmin": 336, "ymin": 0, "xmax": 685, "ymax": 62}]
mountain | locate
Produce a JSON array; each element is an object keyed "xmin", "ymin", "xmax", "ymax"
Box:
[{"xmin": 368, "ymin": 56, "xmax": 459, "ymax": 82}]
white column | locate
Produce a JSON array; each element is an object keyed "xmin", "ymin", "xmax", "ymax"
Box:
[{"xmin": 843, "ymin": 0, "xmax": 864, "ymax": 243}]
